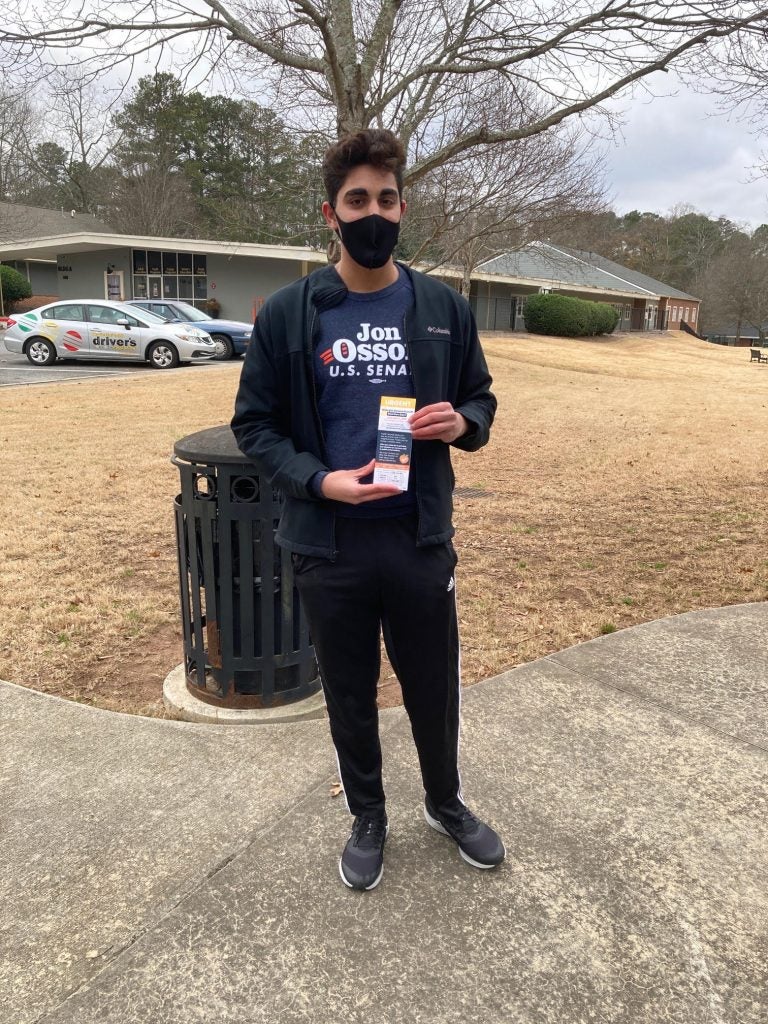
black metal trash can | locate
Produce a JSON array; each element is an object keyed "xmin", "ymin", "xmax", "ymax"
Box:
[{"xmin": 172, "ymin": 425, "xmax": 320, "ymax": 708}]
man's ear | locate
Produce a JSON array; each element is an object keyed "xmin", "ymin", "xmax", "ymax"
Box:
[
  {"xmin": 322, "ymin": 201, "xmax": 338, "ymax": 231},
  {"xmin": 400, "ymin": 199, "xmax": 407, "ymax": 218}
]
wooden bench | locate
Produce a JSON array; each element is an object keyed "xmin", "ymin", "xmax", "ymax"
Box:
[{"xmin": 749, "ymin": 348, "xmax": 768, "ymax": 363}]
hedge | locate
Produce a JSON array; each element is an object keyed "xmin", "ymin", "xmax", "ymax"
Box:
[
  {"xmin": 0, "ymin": 264, "xmax": 32, "ymax": 312},
  {"xmin": 523, "ymin": 293, "xmax": 619, "ymax": 338}
]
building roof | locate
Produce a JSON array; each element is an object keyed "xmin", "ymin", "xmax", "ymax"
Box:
[
  {"xmin": 0, "ymin": 202, "xmax": 113, "ymax": 243},
  {"xmin": 0, "ymin": 230, "xmax": 329, "ymax": 265},
  {"xmin": 555, "ymin": 244, "xmax": 699, "ymax": 301},
  {"xmin": 478, "ymin": 242, "xmax": 699, "ymax": 301},
  {"xmin": 705, "ymin": 323, "xmax": 767, "ymax": 339},
  {"xmin": 0, "ymin": 218, "xmax": 701, "ymax": 302}
]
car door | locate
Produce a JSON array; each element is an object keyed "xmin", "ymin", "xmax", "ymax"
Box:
[
  {"xmin": 85, "ymin": 305, "xmax": 143, "ymax": 360},
  {"xmin": 40, "ymin": 303, "xmax": 89, "ymax": 358}
]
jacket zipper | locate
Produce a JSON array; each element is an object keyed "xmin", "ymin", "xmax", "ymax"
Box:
[
  {"xmin": 306, "ymin": 304, "xmax": 337, "ymax": 559},
  {"xmin": 306, "ymin": 307, "xmax": 327, "ymax": 455},
  {"xmin": 403, "ymin": 312, "xmax": 425, "ymax": 546}
]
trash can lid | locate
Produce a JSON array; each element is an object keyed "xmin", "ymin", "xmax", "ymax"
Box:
[{"xmin": 174, "ymin": 425, "xmax": 253, "ymax": 465}]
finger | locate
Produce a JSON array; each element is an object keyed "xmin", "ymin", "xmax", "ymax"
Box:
[
  {"xmin": 411, "ymin": 420, "xmax": 451, "ymax": 436},
  {"xmin": 409, "ymin": 402, "xmax": 451, "ymax": 424},
  {"xmin": 352, "ymin": 458, "xmax": 377, "ymax": 478},
  {"xmin": 412, "ymin": 404, "xmax": 453, "ymax": 420},
  {"xmin": 356, "ymin": 485, "xmax": 402, "ymax": 501},
  {"xmin": 411, "ymin": 413, "xmax": 448, "ymax": 434}
]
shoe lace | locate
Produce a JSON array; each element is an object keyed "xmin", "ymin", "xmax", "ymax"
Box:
[
  {"xmin": 441, "ymin": 807, "xmax": 480, "ymax": 836},
  {"xmin": 353, "ymin": 816, "xmax": 387, "ymax": 849}
]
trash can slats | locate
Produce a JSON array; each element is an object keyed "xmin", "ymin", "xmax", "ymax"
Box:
[{"xmin": 172, "ymin": 426, "xmax": 320, "ymax": 709}]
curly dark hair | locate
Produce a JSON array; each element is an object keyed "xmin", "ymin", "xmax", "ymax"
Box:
[{"xmin": 322, "ymin": 129, "xmax": 406, "ymax": 206}]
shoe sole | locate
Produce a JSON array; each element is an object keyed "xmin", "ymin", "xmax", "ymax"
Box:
[
  {"xmin": 339, "ymin": 824, "xmax": 389, "ymax": 891},
  {"xmin": 423, "ymin": 805, "xmax": 505, "ymax": 870}
]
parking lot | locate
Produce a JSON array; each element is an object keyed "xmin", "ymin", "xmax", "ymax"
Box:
[{"xmin": 0, "ymin": 346, "xmax": 231, "ymax": 387}]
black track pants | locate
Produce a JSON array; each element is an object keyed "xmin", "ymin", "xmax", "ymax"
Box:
[{"xmin": 293, "ymin": 514, "xmax": 463, "ymax": 821}]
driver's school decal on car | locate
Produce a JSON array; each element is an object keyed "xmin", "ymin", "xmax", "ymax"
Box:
[
  {"xmin": 62, "ymin": 329, "xmax": 83, "ymax": 353},
  {"xmin": 91, "ymin": 334, "xmax": 138, "ymax": 350},
  {"xmin": 15, "ymin": 314, "xmax": 38, "ymax": 334}
]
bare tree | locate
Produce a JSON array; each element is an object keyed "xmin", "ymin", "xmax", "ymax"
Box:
[
  {"xmin": 0, "ymin": 86, "xmax": 39, "ymax": 203},
  {"xmin": 402, "ymin": 116, "xmax": 607, "ymax": 288},
  {"xmin": 3, "ymin": 0, "xmax": 768, "ymax": 183},
  {"xmin": 107, "ymin": 164, "xmax": 198, "ymax": 237},
  {"xmin": 48, "ymin": 70, "xmax": 123, "ymax": 209},
  {"xmin": 699, "ymin": 232, "xmax": 768, "ymax": 340}
]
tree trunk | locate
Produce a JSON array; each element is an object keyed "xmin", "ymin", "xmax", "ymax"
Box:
[{"xmin": 461, "ymin": 266, "xmax": 472, "ymax": 297}]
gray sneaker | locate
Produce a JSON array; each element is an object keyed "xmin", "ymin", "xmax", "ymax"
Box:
[
  {"xmin": 424, "ymin": 797, "xmax": 505, "ymax": 869},
  {"xmin": 339, "ymin": 815, "xmax": 389, "ymax": 890}
]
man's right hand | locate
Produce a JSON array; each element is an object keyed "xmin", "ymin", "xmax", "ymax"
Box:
[{"xmin": 320, "ymin": 459, "xmax": 402, "ymax": 505}]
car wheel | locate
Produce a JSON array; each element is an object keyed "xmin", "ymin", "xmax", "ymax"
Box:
[
  {"xmin": 210, "ymin": 333, "xmax": 235, "ymax": 360},
  {"xmin": 147, "ymin": 341, "xmax": 180, "ymax": 369},
  {"xmin": 26, "ymin": 338, "xmax": 57, "ymax": 366}
]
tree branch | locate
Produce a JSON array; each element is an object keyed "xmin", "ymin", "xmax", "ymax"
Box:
[{"xmin": 407, "ymin": 11, "xmax": 768, "ymax": 184}]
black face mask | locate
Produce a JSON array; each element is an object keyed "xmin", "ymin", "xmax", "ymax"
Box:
[{"xmin": 333, "ymin": 212, "xmax": 400, "ymax": 269}]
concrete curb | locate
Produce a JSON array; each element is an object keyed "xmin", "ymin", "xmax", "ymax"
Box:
[{"xmin": 162, "ymin": 663, "xmax": 328, "ymax": 724}]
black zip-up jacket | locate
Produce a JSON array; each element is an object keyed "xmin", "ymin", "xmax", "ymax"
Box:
[{"xmin": 231, "ymin": 262, "xmax": 496, "ymax": 557}]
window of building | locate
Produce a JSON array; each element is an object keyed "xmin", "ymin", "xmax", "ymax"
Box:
[
  {"xmin": 691, "ymin": 307, "xmax": 697, "ymax": 322},
  {"xmin": 132, "ymin": 249, "xmax": 207, "ymax": 308}
]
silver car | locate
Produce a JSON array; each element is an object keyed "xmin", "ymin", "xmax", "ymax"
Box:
[{"xmin": 3, "ymin": 299, "xmax": 216, "ymax": 369}]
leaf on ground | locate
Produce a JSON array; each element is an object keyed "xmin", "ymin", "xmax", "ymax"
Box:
[{"xmin": 330, "ymin": 781, "xmax": 344, "ymax": 798}]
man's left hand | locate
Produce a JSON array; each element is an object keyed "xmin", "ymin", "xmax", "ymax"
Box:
[{"xmin": 408, "ymin": 402, "xmax": 468, "ymax": 443}]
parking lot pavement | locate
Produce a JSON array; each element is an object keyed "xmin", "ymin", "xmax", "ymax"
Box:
[{"xmin": 0, "ymin": 349, "xmax": 229, "ymax": 387}]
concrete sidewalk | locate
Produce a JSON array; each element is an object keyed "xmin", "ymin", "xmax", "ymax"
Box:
[{"xmin": 2, "ymin": 603, "xmax": 766, "ymax": 1024}]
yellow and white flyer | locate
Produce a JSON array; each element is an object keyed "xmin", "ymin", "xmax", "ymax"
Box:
[{"xmin": 373, "ymin": 395, "xmax": 417, "ymax": 490}]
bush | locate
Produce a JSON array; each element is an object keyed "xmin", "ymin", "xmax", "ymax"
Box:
[
  {"xmin": 591, "ymin": 302, "xmax": 619, "ymax": 335},
  {"xmin": 523, "ymin": 293, "xmax": 619, "ymax": 338},
  {"xmin": 0, "ymin": 264, "xmax": 32, "ymax": 313}
]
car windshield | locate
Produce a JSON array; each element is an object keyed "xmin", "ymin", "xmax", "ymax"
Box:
[
  {"xmin": 172, "ymin": 302, "xmax": 209, "ymax": 322},
  {"xmin": 129, "ymin": 307, "xmax": 167, "ymax": 325}
]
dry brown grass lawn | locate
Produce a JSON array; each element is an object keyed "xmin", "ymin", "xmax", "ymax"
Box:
[{"xmin": 2, "ymin": 331, "xmax": 767, "ymax": 717}]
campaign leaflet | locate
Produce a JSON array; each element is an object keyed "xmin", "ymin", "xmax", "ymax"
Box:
[{"xmin": 373, "ymin": 395, "xmax": 417, "ymax": 490}]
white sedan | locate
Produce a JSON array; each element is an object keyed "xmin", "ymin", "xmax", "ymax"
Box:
[{"xmin": 3, "ymin": 300, "xmax": 216, "ymax": 369}]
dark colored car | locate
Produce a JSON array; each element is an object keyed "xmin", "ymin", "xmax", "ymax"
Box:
[{"xmin": 127, "ymin": 300, "xmax": 252, "ymax": 360}]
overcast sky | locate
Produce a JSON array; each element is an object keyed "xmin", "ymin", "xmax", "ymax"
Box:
[{"xmin": 602, "ymin": 81, "xmax": 768, "ymax": 229}]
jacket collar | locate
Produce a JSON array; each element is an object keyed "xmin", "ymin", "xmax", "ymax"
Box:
[
  {"xmin": 307, "ymin": 264, "xmax": 349, "ymax": 312},
  {"xmin": 307, "ymin": 261, "xmax": 417, "ymax": 312}
]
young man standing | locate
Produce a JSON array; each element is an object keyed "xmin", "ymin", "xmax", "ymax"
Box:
[{"xmin": 232, "ymin": 130, "xmax": 504, "ymax": 891}]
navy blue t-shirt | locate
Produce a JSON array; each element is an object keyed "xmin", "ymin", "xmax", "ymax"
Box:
[{"xmin": 314, "ymin": 267, "xmax": 416, "ymax": 517}]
